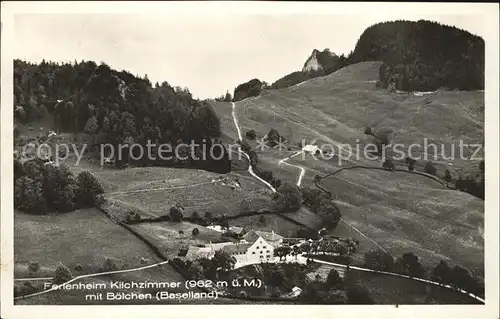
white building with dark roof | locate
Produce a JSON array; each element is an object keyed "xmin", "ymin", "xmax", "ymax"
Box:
[
  {"xmin": 242, "ymin": 230, "xmax": 283, "ymax": 248},
  {"xmin": 184, "ymin": 229, "xmax": 282, "ymax": 267},
  {"xmin": 184, "ymin": 246, "xmax": 214, "ymax": 260},
  {"xmin": 229, "ymin": 226, "xmax": 246, "ymax": 236},
  {"xmin": 302, "ymin": 144, "xmax": 322, "ymax": 155}
]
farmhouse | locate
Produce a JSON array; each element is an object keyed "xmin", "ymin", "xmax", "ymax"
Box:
[
  {"xmin": 205, "ymin": 225, "xmax": 246, "ymax": 235},
  {"xmin": 290, "ymin": 286, "xmax": 302, "ymax": 297},
  {"xmin": 302, "ymin": 144, "xmax": 322, "ymax": 156},
  {"xmin": 184, "ymin": 246, "xmax": 214, "ymax": 260},
  {"xmin": 184, "ymin": 242, "xmax": 234, "ymax": 260},
  {"xmin": 184, "ymin": 229, "xmax": 284, "ymax": 266},
  {"xmin": 229, "ymin": 226, "xmax": 246, "ymax": 236},
  {"xmin": 242, "ymin": 230, "xmax": 283, "ymax": 248}
]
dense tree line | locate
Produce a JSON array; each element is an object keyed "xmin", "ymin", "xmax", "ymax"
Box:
[
  {"xmin": 14, "ymin": 59, "xmax": 97, "ymax": 124},
  {"xmin": 456, "ymin": 177, "xmax": 484, "ymax": 199},
  {"xmin": 263, "ymin": 128, "xmax": 287, "ymax": 147},
  {"xmin": 300, "ymin": 267, "xmax": 373, "ymax": 304},
  {"xmin": 271, "ymin": 50, "xmax": 352, "ymax": 90},
  {"xmin": 254, "ymin": 168, "xmax": 282, "ymax": 189},
  {"xmin": 171, "ymin": 250, "xmax": 236, "ymax": 282},
  {"xmin": 300, "ymin": 186, "xmax": 342, "ymax": 229},
  {"xmin": 239, "ymin": 140, "xmax": 258, "ymax": 168},
  {"xmin": 273, "ymin": 182, "xmax": 303, "ymax": 212},
  {"xmin": 431, "ymin": 260, "xmax": 483, "ymax": 297},
  {"xmin": 351, "ymin": 20, "xmax": 484, "ymax": 91},
  {"xmin": 245, "ymin": 129, "xmax": 257, "ymax": 140},
  {"xmin": 270, "ymin": 71, "xmax": 313, "ymax": 90},
  {"xmin": 14, "ymin": 158, "xmax": 104, "ymax": 214},
  {"xmin": 232, "ymin": 79, "xmax": 265, "ymax": 102},
  {"xmin": 363, "ymin": 250, "xmax": 425, "ymax": 278},
  {"xmin": 363, "ymin": 249, "xmax": 483, "ymax": 297},
  {"xmin": 214, "ymin": 91, "xmax": 232, "ymax": 102},
  {"xmin": 312, "ymin": 237, "xmax": 359, "ymax": 256},
  {"xmin": 14, "ymin": 59, "xmax": 230, "ymax": 173},
  {"xmin": 455, "ymin": 160, "xmax": 484, "ymax": 199}
]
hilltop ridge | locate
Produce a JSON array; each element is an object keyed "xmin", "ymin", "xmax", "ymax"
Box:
[
  {"xmin": 353, "ymin": 20, "xmax": 484, "ymax": 91},
  {"xmin": 266, "ymin": 19, "xmax": 484, "ymax": 92}
]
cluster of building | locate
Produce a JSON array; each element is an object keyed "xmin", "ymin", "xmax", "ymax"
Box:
[
  {"xmin": 183, "ymin": 224, "xmax": 356, "ymax": 270},
  {"xmin": 182, "ymin": 227, "xmax": 350, "ymax": 298},
  {"xmin": 184, "ymin": 230, "xmax": 285, "ymax": 267}
]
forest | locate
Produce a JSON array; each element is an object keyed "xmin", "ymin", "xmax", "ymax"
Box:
[
  {"xmin": 232, "ymin": 78, "xmax": 267, "ymax": 102},
  {"xmin": 352, "ymin": 20, "xmax": 485, "ymax": 91},
  {"xmin": 14, "ymin": 59, "xmax": 231, "ymax": 173}
]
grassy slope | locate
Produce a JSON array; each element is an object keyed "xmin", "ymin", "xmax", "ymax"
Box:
[
  {"xmin": 212, "ymin": 61, "xmax": 484, "ymax": 277},
  {"xmin": 220, "ymin": 62, "xmax": 483, "ymax": 171},
  {"xmin": 13, "ymin": 209, "xmax": 205, "ymax": 305},
  {"xmin": 14, "ymin": 209, "xmax": 162, "ymax": 277},
  {"xmin": 94, "ymin": 166, "xmax": 274, "ymax": 218}
]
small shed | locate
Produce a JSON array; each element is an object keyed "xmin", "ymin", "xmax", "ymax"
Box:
[
  {"xmin": 291, "ymin": 286, "xmax": 302, "ymax": 297},
  {"xmin": 302, "ymin": 145, "xmax": 322, "ymax": 155}
]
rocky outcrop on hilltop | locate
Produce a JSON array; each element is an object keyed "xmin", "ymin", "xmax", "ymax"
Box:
[
  {"xmin": 302, "ymin": 49, "xmax": 339, "ymax": 73},
  {"xmin": 271, "ymin": 49, "xmax": 348, "ymax": 89},
  {"xmin": 302, "ymin": 49, "xmax": 322, "ymax": 72}
]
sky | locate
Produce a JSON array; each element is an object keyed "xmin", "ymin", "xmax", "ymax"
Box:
[{"xmin": 13, "ymin": 13, "xmax": 486, "ymax": 99}]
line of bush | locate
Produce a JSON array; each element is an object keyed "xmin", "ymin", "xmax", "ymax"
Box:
[
  {"xmin": 14, "ymin": 158, "xmax": 104, "ymax": 214},
  {"xmin": 363, "ymin": 249, "xmax": 484, "ymax": 298}
]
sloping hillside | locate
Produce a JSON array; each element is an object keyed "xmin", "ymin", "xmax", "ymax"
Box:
[
  {"xmin": 212, "ymin": 61, "xmax": 484, "ymax": 277},
  {"xmin": 226, "ymin": 62, "xmax": 483, "ymax": 171},
  {"xmin": 14, "ymin": 209, "xmax": 163, "ymax": 276},
  {"xmin": 270, "ymin": 20, "xmax": 484, "ymax": 92}
]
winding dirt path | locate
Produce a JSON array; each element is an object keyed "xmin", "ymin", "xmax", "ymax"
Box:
[
  {"xmin": 279, "ymin": 151, "xmax": 306, "ymax": 186},
  {"xmin": 232, "ymin": 102, "xmax": 276, "ymax": 193}
]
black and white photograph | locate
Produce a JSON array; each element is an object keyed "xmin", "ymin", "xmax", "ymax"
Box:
[{"xmin": 1, "ymin": 2, "xmax": 499, "ymax": 318}]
